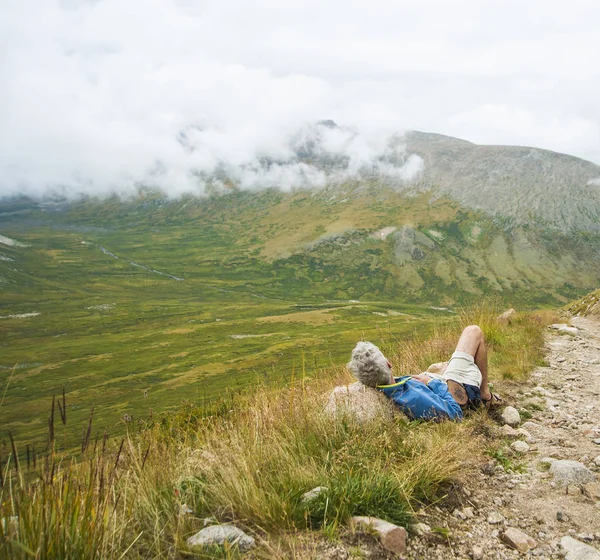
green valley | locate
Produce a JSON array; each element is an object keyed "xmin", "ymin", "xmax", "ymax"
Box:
[{"xmin": 2, "ymin": 133, "xmax": 600, "ymax": 450}]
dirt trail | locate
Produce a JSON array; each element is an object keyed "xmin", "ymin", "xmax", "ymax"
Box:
[{"xmin": 408, "ymin": 316, "xmax": 600, "ymax": 559}]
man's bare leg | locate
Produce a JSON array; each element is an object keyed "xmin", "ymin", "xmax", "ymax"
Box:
[{"xmin": 454, "ymin": 325, "xmax": 492, "ymax": 401}]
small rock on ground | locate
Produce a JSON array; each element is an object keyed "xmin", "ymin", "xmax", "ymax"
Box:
[
  {"xmin": 497, "ymin": 309, "xmax": 517, "ymax": 323},
  {"xmin": 301, "ymin": 486, "xmax": 328, "ymax": 503},
  {"xmin": 549, "ymin": 324, "xmax": 579, "ymax": 335},
  {"xmin": 187, "ymin": 524, "xmax": 255, "ymax": 551},
  {"xmin": 583, "ymin": 482, "xmax": 600, "ymax": 500},
  {"xmin": 550, "ymin": 460, "xmax": 596, "ymax": 487},
  {"xmin": 515, "ymin": 428, "xmax": 534, "ymax": 442},
  {"xmin": 501, "ymin": 425, "xmax": 519, "ymax": 437},
  {"xmin": 501, "ymin": 406, "xmax": 521, "ymax": 427},
  {"xmin": 561, "ymin": 536, "xmax": 600, "ymax": 560},
  {"xmin": 453, "ymin": 508, "xmax": 467, "ymax": 520},
  {"xmin": 487, "ymin": 511, "xmax": 505, "ymax": 524},
  {"xmin": 511, "ymin": 440, "xmax": 530, "ymax": 453},
  {"xmin": 351, "ymin": 516, "xmax": 407, "ymax": 555},
  {"xmin": 472, "ymin": 544, "xmax": 484, "ymax": 560},
  {"xmin": 501, "ymin": 527, "xmax": 537, "ymax": 553},
  {"xmin": 410, "ymin": 522, "xmax": 431, "ymax": 536}
]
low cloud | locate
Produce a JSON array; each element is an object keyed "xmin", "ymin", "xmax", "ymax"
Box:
[{"xmin": 192, "ymin": 122, "xmax": 424, "ymax": 194}]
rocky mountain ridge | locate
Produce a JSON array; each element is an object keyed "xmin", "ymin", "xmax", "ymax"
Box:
[
  {"xmin": 405, "ymin": 131, "xmax": 600, "ymax": 232},
  {"xmin": 287, "ymin": 125, "xmax": 600, "ymax": 232}
]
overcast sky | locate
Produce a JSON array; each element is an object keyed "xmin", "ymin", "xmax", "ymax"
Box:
[{"xmin": 2, "ymin": 0, "xmax": 600, "ymax": 198}]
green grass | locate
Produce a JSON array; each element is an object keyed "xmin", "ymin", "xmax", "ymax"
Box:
[
  {"xmin": 0, "ymin": 189, "xmax": 577, "ymax": 453},
  {"xmin": 0, "ymin": 188, "xmax": 587, "ymax": 557},
  {"xmin": 566, "ymin": 287, "xmax": 600, "ymax": 316},
  {"xmin": 488, "ymin": 447, "xmax": 527, "ymax": 474},
  {"xmin": 0, "ymin": 303, "xmax": 555, "ymax": 558},
  {"xmin": 0, "ymin": 366, "xmax": 477, "ymax": 559}
]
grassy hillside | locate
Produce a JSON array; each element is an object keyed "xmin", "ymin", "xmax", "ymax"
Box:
[
  {"xmin": 565, "ymin": 287, "xmax": 600, "ymax": 316},
  {"xmin": 1, "ymin": 128, "xmax": 598, "ymax": 556},
  {"xmin": 0, "ymin": 304, "xmax": 557, "ymax": 559}
]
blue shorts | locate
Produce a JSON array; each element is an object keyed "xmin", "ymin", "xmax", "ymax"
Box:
[{"xmin": 463, "ymin": 383, "xmax": 482, "ymax": 410}]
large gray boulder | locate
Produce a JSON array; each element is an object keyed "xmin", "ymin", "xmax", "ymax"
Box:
[
  {"xmin": 187, "ymin": 524, "xmax": 255, "ymax": 551},
  {"xmin": 324, "ymin": 382, "xmax": 394, "ymax": 423}
]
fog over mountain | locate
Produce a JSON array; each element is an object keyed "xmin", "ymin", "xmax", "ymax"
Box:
[{"xmin": 2, "ymin": 0, "xmax": 600, "ymax": 199}]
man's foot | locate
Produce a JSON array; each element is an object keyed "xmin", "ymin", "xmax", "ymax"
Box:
[{"xmin": 482, "ymin": 392, "xmax": 503, "ymax": 409}]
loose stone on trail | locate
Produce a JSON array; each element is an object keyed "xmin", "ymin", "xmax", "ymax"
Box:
[
  {"xmin": 511, "ymin": 440, "xmax": 530, "ymax": 453},
  {"xmin": 550, "ymin": 460, "xmax": 596, "ymax": 487},
  {"xmin": 583, "ymin": 482, "xmax": 600, "ymax": 501},
  {"xmin": 410, "ymin": 522, "xmax": 431, "ymax": 536},
  {"xmin": 487, "ymin": 511, "xmax": 505, "ymax": 524},
  {"xmin": 501, "ymin": 406, "xmax": 521, "ymax": 427},
  {"xmin": 561, "ymin": 536, "xmax": 600, "ymax": 560},
  {"xmin": 471, "ymin": 544, "xmax": 484, "ymax": 560},
  {"xmin": 351, "ymin": 516, "xmax": 407, "ymax": 555},
  {"xmin": 501, "ymin": 425, "xmax": 518, "ymax": 437},
  {"xmin": 549, "ymin": 324, "xmax": 580, "ymax": 336},
  {"xmin": 501, "ymin": 527, "xmax": 537, "ymax": 553},
  {"xmin": 515, "ymin": 428, "xmax": 534, "ymax": 442}
]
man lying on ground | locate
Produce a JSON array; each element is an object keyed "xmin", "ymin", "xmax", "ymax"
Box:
[{"xmin": 347, "ymin": 325, "xmax": 500, "ymax": 421}]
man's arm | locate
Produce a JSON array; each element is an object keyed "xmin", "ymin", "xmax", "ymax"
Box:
[{"xmin": 425, "ymin": 378, "xmax": 463, "ymax": 420}]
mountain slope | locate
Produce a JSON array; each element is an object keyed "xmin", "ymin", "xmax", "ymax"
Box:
[
  {"xmin": 2, "ymin": 131, "xmax": 600, "ymax": 448},
  {"xmin": 566, "ymin": 287, "xmax": 600, "ymax": 316},
  {"xmin": 2, "ymin": 130, "xmax": 600, "ymax": 310},
  {"xmin": 1, "ymin": 184, "xmax": 599, "ymax": 308},
  {"xmin": 405, "ymin": 131, "xmax": 600, "ymax": 231}
]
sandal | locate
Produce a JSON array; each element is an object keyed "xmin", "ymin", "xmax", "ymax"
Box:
[{"xmin": 482, "ymin": 392, "xmax": 503, "ymax": 410}]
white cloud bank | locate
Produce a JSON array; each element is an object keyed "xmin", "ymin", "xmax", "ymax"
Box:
[{"xmin": 1, "ymin": 0, "xmax": 600, "ymax": 198}]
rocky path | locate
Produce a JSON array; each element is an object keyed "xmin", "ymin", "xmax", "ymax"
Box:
[{"xmin": 408, "ymin": 316, "xmax": 600, "ymax": 560}]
